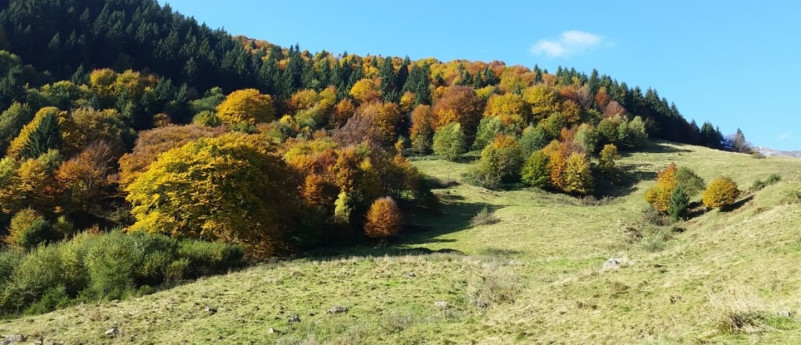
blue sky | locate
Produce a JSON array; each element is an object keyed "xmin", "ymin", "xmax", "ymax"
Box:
[{"xmin": 164, "ymin": 0, "xmax": 801, "ymax": 150}]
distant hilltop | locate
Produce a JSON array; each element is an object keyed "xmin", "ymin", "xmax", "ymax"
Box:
[{"xmin": 754, "ymin": 147, "xmax": 801, "ymax": 158}]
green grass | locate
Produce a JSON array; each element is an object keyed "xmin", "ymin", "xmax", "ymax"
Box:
[{"xmin": 2, "ymin": 141, "xmax": 801, "ymax": 344}]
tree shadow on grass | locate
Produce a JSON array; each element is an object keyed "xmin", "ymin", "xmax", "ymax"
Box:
[
  {"xmin": 594, "ymin": 164, "xmax": 657, "ymax": 198},
  {"xmin": 721, "ymin": 195, "xmax": 755, "ymax": 213},
  {"xmin": 619, "ymin": 141, "xmax": 693, "ymax": 157},
  {"xmin": 304, "ymin": 200, "xmax": 502, "ymax": 259}
]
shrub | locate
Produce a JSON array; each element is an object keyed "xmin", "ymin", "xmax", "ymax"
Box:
[
  {"xmin": 702, "ymin": 176, "xmax": 740, "ymax": 209},
  {"xmin": 0, "ymin": 231, "xmax": 246, "ymax": 317},
  {"xmin": 365, "ymin": 197, "xmax": 403, "ymax": 239},
  {"xmin": 1, "ymin": 244, "xmax": 66, "ymax": 312},
  {"xmin": 521, "ymin": 151, "xmax": 551, "ymax": 188},
  {"xmin": 598, "ymin": 144, "xmax": 621, "ymax": 174},
  {"xmin": 751, "ymin": 174, "xmax": 781, "ymax": 192},
  {"xmin": 0, "ymin": 250, "xmax": 22, "ymax": 289},
  {"xmin": 432, "ymin": 122, "xmax": 466, "ymax": 161},
  {"xmin": 470, "ymin": 206, "xmax": 499, "ymax": 227},
  {"xmin": 676, "ymin": 167, "xmax": 706, "ymax": 196},
  {"xmin": 178, "ymin": 240, "xmax": 245, "ymax": 278}
]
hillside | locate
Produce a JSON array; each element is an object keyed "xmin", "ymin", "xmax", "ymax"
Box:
[{"xmin": 2, "ymin": 142, "xmax": 799, "ymax": 344}]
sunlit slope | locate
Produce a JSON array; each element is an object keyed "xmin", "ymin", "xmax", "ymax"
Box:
[{"xmin": 2, "ymin": 141, "xmax": 800, "ymax": 344}]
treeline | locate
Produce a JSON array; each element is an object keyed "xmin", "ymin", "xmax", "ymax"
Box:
[{"xmin": 0, "ymin": 0, "xmax": 726, "ymax": 147}]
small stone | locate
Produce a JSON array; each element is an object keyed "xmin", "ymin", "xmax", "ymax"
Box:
[
  {"xmin": 602, "ymin": 258, "xmax": 624, "ymax": 271},
  {"xmin": 204, "ymin": 306, "xmax": 217, "ymax": 314},
  {"xmin": 287, "ymin": 314, "xmax": 300, "ymax": 323},
  {"xmin": 403, "ymin": 272, "xmax": 416, "ymax": 278},
  {"xmin": 267, "ymin": 328, "xmax": 279, "ymax": 334},
  {"xmin": 434, "ymin": 301, "xmax": 448, "ymax": 308},
  {"xmin": 1, "ymin": 334, "xmax": 27, "ymax": 345},
  {"xmin": 105, "ymin": 328, "xmax": 119, "ymax": 338},
  {"xmin": 327, "ymin": 306, "xmax": 349, "ymax": 314},
  {"xmin": 777, "ymin": 310, "xmax": 793, "ymax": 318}
]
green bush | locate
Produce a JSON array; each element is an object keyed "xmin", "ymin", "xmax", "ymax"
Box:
[
  {"xmin": 676, "ymin": 167, "xmax": 706, "ymax": 196},
  {"xmin": 23, "ymin": 285, "xmax": 69, "ymax": 315},
  {"xmin": 0, "ymin": 250, "xmax": 22, "ymax": 290},
  {"xmin": 1, "ymin": 244, "xmax": 67, "ymax": 312},
  {"xmin": 178, "ymin": 240, "xmax": 245, "ymax": 278},
  {"xmin": 192, "ymin": 110, "xmax": 221, "ymax": 127},
  {"xmin": 0, "ymin": 231, "xmax": 245, "ymax": 317}
]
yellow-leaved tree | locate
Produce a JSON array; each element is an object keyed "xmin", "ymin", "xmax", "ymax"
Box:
[
  {"xmin": 702, "ymin": 176, "xmax": 740, "ymax": 209},
  {"xmin": 215, "ymin": 89, "xmax": 275, "ymax": 125},
  {"xmin": 125, "ymin": 133, "xmax": 307, "ymax": 257},
  {"xmin": 644, "ymin": 163, "xmax": 678, "ymax": 212}
]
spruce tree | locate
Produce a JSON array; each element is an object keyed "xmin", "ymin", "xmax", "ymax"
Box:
[{"xmin": 20, "ymin": 112, "xmax": 61, "ymax": 159}]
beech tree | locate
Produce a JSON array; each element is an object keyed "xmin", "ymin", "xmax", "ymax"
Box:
[
  {"xmin": 215, "ymin": 89, "xmax": 275, "ymax": 125},
  {"xmin": 410, "ymin": 105, "xmax": 434, "ymax": 154},
  {"xmin": 702, "ymin": 176, "xmax": 740, "ymax": 209},
  {"xmin": 126, "ymin": 133, "xmax": 308, "ymax": 257},
  {"xmin": 644, "ymin": 163, "xmax": 678, "ymax": 213},
  {"xmin": 432, "ymin": 86, "xmax": 483, "ymax": 140},
  {"xmin": 364, "ymin": 197, "xmax": 402, "ymax": 239},
  {"xmin": 563, "ymin": 152, "xmax": 593, "ymax": 195}
]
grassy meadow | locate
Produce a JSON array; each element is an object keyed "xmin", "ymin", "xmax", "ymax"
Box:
[{"xmin": 2, "ymin": 141, "xmax": 801, "ymax": 344}]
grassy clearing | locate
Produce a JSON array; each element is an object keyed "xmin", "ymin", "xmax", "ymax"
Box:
[{"xmin": 2, "ymin": 141, "xmax": 801, "ymax": 344}]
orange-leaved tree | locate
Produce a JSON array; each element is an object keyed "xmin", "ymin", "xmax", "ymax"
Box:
[{"xmin": 364, "ymin": 196, "xmax": 402, "ymax": 239}]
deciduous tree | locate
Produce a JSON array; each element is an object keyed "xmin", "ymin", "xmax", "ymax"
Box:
[
  {"xmin": 364, "ymin": 197, "xmax": 402, "ymax": 239},
  {"xmin": 215, "ymin": 89, "xmax": 275, "ymax": 125},
  {"xmin": 702, "ymin": 176, "xmax": 740, "ymax": 209}
]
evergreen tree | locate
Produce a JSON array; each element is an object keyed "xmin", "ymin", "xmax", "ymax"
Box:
[
  {"xmin": 20, "ymin": 112, "xmax": 61, "ymax": 159},
  {"xmin": 667, "ymin": 186, "xmax": 690, "ymax": 221}
]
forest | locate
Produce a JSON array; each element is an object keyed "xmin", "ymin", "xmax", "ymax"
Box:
[{"xmin": 0, "ymin": 0, "xmax": 748, "ymax": 317}]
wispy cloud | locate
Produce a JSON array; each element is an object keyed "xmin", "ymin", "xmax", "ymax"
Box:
[
  {"xmin": 778, "ymin": 133, "xmax": 793, "ymax": 140},
  {"xmin": 531, "ymin": 30, "xmax": 604, "ymax": 58}
]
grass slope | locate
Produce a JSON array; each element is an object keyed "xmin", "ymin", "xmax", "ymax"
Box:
[{"xmin": 2, "ymin": 141, "xmax": 801, "ymax": 344}]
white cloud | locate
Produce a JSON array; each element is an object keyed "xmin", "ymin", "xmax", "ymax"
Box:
[
  {"xmin": 531, "ymin": 30, "xmax": 604, "ymax": 58},
  {"xmin": 778, "ymin": 133, "xmax": 792, "ymax": 140}
]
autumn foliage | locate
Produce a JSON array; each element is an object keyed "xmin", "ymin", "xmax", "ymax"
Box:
[
  {"xmin": 125, "ymin": 133, "xmax": 307, "ymax": 257},
  {"xmin": 215, "ymin": 89, "xmax": 275, "ymax": 125},
  {"xmin": 644, "ymin": 163, "xmax": 679, "ymax": 213},
  {"xmin": 702, "ymin": 176, "xmax": 740, "ymax": 209},
  {"xmin": 364, "ymin": 197, "xmax": 402, "ymax": 239}
]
